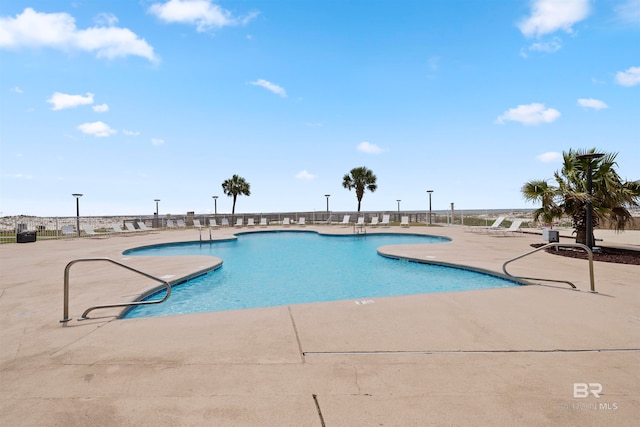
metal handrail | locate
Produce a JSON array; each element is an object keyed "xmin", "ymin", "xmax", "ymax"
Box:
[
  {"xmin": 502, "ymin": 242, "xmax": 596, "ymax": 292},
  {"xmin": 60, "ymin": 257, "xmax": 172, "ymax": 323}
]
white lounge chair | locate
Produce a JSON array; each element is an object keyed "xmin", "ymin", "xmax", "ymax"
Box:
[
  {"xmin": 339, "ymin": 215, "xmax": 350, "ymax": 227},
  {"xmin": 110, "ymin": 223, "xmax": 134, "ymax": 235},
  {"xmin": 210, "ymin": 218, "xmax": 219, "ymax": 228},
  {"xmin": 234, "ymin": 218, "xmax": 244, "ymax": 228},
  {"xmin": 298, "ymin": 217, "xmax": 306, "ymax": 227},
  {"xmin": 380, "ymin": 214, "xmax": 390, "ymax": 227},
  {"xmin": 466, "ymin": 216, "xmax": 505, "ymax": 233},
  {"xmin": 324, "ymin": 215, "xmax": 333, "ymax": 225},
  {"xmin": 177, "ymin": 219, "xmax": 186, "ymax": 228},
  {"xmin": 221, "ymin": 218, "xmax": 230, "ymax": 227},
  {"xmin": 82, "ymin": 224, "xmax": 109, "ymax": 238},
  {"xmin": 137, "ymin": 221, "xmax": 155, "ymax": 232},
  {"xmin": 193, "ymin": 219, "xmax": 202, "ymax": 228},
  {"xmin": 282, "ymin": 217, "xmax": 291, "ymax": 227},
  {"xmin": 259, "ymin": 218, "xmax": 268, "ymax": 227},
  {"xmin": 355, "ymin": 217, "xmax": 365, "ymax": 228},
  {"xmin": 247, "ymin": 218, "xmax": 255, "ymax": 227},
  {"xmin": 370, "ymin": 217, "xmax": 379, "ymax": 226},
  {"xmin": 400, "ymin": 216, "xmax": 410, "ymax": 227},
  {"xmin": 166, "ymin": 219, "xmax": 176, "ymax": 229},
  {"xmin": 61, "ymin": 225, "xmax": 76, "ymax": 237},
  {"xmin": 489, "ymin": 220, "xmax": 523, "ymax": 237}
]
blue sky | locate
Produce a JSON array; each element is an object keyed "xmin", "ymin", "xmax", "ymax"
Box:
[{"xmin": 1, "ymin": 0, "xmax": 638, "ymax": 217}]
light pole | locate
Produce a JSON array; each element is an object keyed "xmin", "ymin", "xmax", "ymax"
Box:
[
  {"xmin": 154, "ymin": 199, "xmax": 160, "ymax": 228},
  {"xmin": 577, "ymin": 153, "xmax": 604, "ymax": 249},
  {"xmin": 212, "ymin": 196, "xmax": 218, "ymax": 217},
  {"xmin": 324, "ymin": 194, "xmax": 330, "ymax": 212},
  {"xmin": 72, "ymin": 193, "xmax": 82, "ymax": 238},
  {"xmin": 397, "ymin": 200, "xmax": 401, "ymax": 219},
  {"xmin": 427, "ymin": 190, "xmax": 434, "ymax": 225}
]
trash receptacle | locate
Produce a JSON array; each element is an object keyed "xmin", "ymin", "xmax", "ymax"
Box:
[
  {"xmin": 16, "ymin": 231, "xmax": 37, "ymax": 243},
  {"xmin": 548, "ymin": 230, "xmax": 559, "ymax": 243}
]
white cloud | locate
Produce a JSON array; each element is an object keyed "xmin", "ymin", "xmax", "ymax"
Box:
[
  {"xmin": 536, "ymin": 151, "xmax": 562, "ymax": 163},
  {"xmin": 615, "ymin": 0, "xmax": 640, "ymax": 23},
  {"xmin": 357, "ymin": 141, "xmax": 383, "ymax": 154},
  {"xmin": 250, "ymin": 79, "xmax": 287, "ymax": 97},
  {"xmin": 92, "ymin": 103, "xmax": 109, "ymax": 113},
  {"xmin": 123, "ymin": 129, "xmax": 140, "ymax": 136},
  {"xmin": 615, "ymin": 66, "xmax": 640, "ymax": 86},
  {"xmin": 151, "ymin": 138, "xmax": 165, "ymax": 145},
  {"xmin": 77, "ymin": 121, "xmax": 116, "ymax": 137},
  {"xmin": 577, "ymin": 98, "xmax": 608, "ymax": 110},
  {"xmin": 528, "ymin": 39, "xmax": 562, "ymax": 53},
  {"xmin": 0, "ymin": 8, "xmax": 157, "ymax": 62},
  {"xmin": 13, "ymin": 173, "xmax": 33, "ymax": 179},
  {"xmin": 496, "ymin": 103, "xmax": 561, "ymax": 125},
  {"xmin": 11, "ymin": 86, "xmax": 23, "ymax": 93},
  {"xmin": 47, "ymin": 92, "xmax": 94, "ymax": 110},
  {"xmin": 94, "ymin": 13, "xmax": 119, "ymax": 27},
  {"xmin": 148, "ymin": 0, "xmax": 258, "ymax": 32},
  {"xmin": 518, "ymin": 0, "xmax": 590, "ymax": 38},
  {"xmin": 295, "ymin": 170, "xmax": 316, "ymax": 180}
]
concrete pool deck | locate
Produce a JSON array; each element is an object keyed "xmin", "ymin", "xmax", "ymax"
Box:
[{"xmin": 1, "ymin": 225, "xmax": 638, "ymax": 426}]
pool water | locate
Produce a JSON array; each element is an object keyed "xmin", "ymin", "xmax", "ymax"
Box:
[{"xmin": 124, "ymin": 231, "xmax": 520, "ymax": 318}]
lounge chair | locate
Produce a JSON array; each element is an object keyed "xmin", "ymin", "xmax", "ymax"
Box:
[
  {"xmin": 259, "ymin": 218, "xmax": 268, "ymax": 227},
  {"xmin": 247, "ymin": 218, "xmax": 255, "ymax": 227},
  {"xmin": 177, "ymin": 219, "xmax": 186, "ymax": 228},
  {"xmin": 210, "ymin": 218, "xmax": 219, "ymax": 228},
  {"xmin": 466, "ymin": 216, "xmax": 505, "ymax": 233},
  {"xmin": 370, "ymin": 217, "xmax": 379, "ymax": 226},
  {"xmin": 125, "ymin": 223, "xmax": 142, "ymax": 233},
  {"xmin": 221, "ymin": 218, "xmax": 230, "ymax": 227},
  {"xmin": 400, "ymin": 216, "xmax": 410, "ymax": 228},
  {"xmin": 282, "ymin": 217, "xmax": 291, "ymax": 227},
  {"xmin": 489, "ymin": 220, "xmax": 523, "ymax": 237},
  {"xmin": 137, "ymin": 221, "xmax": 155, "ymax": 232},
  {"xmin": 380, "ymin": 215, "xmax": 390, "ymax": 227},
  {"xmin": 82, "ymin": 224, "xmax": 109, "ymax": 238},
  {"xmin": 166, "ymin": 219, "xmax": 176, "ymax": 229},
  {"xmin": 355, "ymin": 216, "xmax": 365, "ymax": 227},
  {"xmin": 298, "ymin": 217, "xmax": 306, "ymax": 227},
  {"xmin": 193, "ymin": 219, "xmax": 202, "ymax": 228},
  {"xmin": 61, "ymin": 225, "xmax": 76, "ymax": 237},
  {"xmin": 110, "ymin": 223, "xmax": 133, "ymax": 235},
  {"xmin": 339, "ymin": 215, "xmax": 350, "ymax": 227},
  {"xmin": 234, "ymin": 218, "xmax": 244, "ymax": 228}
]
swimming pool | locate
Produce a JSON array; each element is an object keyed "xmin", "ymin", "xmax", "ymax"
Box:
[{"xmin": 123, "ymin": 231, "xmax": 521, "ymax": 318}]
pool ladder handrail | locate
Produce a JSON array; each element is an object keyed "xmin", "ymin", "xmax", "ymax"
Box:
[
  {"xmin": 60, "ymin": 257, "xmax": 172, "ymax": 323},
  {"xmin": 502, "ymin": 242, "xmax": 596, "ymax": 293}
]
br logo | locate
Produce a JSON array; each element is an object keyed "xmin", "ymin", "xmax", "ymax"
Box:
[{"xmin": 573, "ymin": 383, "xmax": 602, "ymax": 398}]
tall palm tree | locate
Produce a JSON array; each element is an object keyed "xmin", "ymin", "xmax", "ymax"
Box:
[
  {"xmin": 521, "ymin": 149, "xmax": 640, "ymax": 245},
  {"xmin": 222, "ymin": 174, "xmax": 251, "ymax": 215},
  {"xmin": 342, "ymin": 166, "xmax": 378, "ymax": 212}
]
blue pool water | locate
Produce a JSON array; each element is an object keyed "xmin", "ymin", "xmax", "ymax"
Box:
[{"xmin": 124, "ymin": 231, "xmax": 520, "ymax": 318}]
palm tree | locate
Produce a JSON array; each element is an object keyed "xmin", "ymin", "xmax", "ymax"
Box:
[
  {"xmin": 521, "ymin": 149, "xmax": 640, "ymax": 245},
  {"xmin": 222, "ymin": 174, "xmax": 251, "ymax": 215},
  {"xmin": 342, "ymin": 166, "xmax": 378, "ymax": 212}
]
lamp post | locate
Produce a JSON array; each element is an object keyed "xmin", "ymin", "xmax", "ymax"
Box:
[
  {"xmin": 324, "ymin": 194, "xmax": 330, "ymax": 212},
  {"xmin": 212, "ymin": 196, "xmax": 218, "ymax": 217},
  {"xmin": 397, "ymin": 199, "xmax": 401, "ymax": 214},
  {"xmin": 72, "ymin": 193, "xmax": 82, "ymax": 238},
  {"xmin": 576, "ymin": 153, "xmax": 604, "ymax": 249},
  {"xmin": 427, "ymin": 190, "xmax": 434, "ymax": 225},
  {"xmin": 154, "ymin": 199, "xmax": 160, "ymax": 228}
]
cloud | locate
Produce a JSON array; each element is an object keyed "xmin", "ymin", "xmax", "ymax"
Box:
[
  {"xmin": 0, "ymin": 8, "xmax": 157, "ymax": 62},
  {"xmin": 148, "ymin": 0, "xmax": 258, "ymax": 32},
  {"xmin": 518, "ymin": 0, "xmax": 590, "ymax": 38},
  {"xmin": 13, "ymin": 173, "xmax": 33, "ymax": 179},
  {"xmin": 577, "ymin": 98, "xmax": 608, "ymax": 110},
  {"xmin": 77, "ymin": 121, "xmax": 116, "ymax": 137},
  {"xmin": 47, "ymin": 92, "xmax": 94, "ymax": 110},
  {"xmin": 615, "ymin": 0, "xmax": 640, "ymax": 23},
  {"xmin": 295, "ymin": 170, "xmax": 316, "ymax": 180},
  {"xmin": 357, "ymin": 141, "xmax": 383, "ymax": 154},
  {"xmin": 151, "ymin": 138, "xmax": 165, "ymax": 145},
  {"xmin": 536, "ymin": 151, "xmax": 562, "ymax": 163},
  {"xmin": 250, "ymin": 79, "xmax": 287, "ymax": 97},
  {"xmin": 123, "ymin": 129, "xmax": 140, "ymax": 136},
  {"xmin": 496, "ymin": 103, "xmax": 561, "ymax": 125},
  {"xmin": 92, "ymin": 103, "xmax": 109, "ymax": 113},
  {"xmin": 11, "ymin": 86, "xmax": 23, "ymax": 93},
  {"xmin": 615, "ymin": 66, "xmax": 640, "ymax": 86}
]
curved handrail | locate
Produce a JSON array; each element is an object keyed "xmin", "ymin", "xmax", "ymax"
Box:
[
  {"xmin": 502, "ymin": 243, "xmax": 596, "ymax": 292},
  {"xmin": 61, "ymin": 257, "xmax": 171, "ymax": 323}
]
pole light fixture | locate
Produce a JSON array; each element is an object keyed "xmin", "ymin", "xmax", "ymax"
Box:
[
  {"xmin": 397, "ymin": 199, "xmax": 401, "ymax": 214},
  {"xmin": 72, "ymin": 194, "xmax": 83, "ymax": 238},
  {"xmin": 154, "ymin": 199, "xmax": 160, "ymax": 228},
  {"xmin": 324, "ymin": 194, "xmax": 330, "ymax": 212},
  {"xmin": 212, "ymin": 196, "xmax": 218, "ymax": 217},
  {"xmin": 576, "ymin": 153, "xmax": 604, "ymax": 249},
  {"xmin": 427, "ymin": 190, "xmax": 434, "ymax": 225}
]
